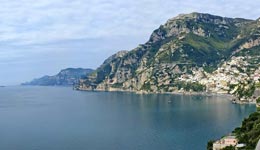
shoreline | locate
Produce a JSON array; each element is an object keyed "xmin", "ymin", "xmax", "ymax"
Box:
[{"xmin": 76, "ymin": 87, "xmax": 249, "ymax": 103}]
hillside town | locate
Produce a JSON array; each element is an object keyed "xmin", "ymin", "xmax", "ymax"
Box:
[{"xmin": 178, "ymin": 56, "xmax": 260, "ymax": 103}]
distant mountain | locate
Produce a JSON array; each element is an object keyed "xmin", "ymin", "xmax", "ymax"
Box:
[
  {"xmin": 22, "ymin": 68, "xmax": 94, "ymax": 86},
  {"xmin": 76, "ymin": 12, "xmax": 260, "ymax": 96}
]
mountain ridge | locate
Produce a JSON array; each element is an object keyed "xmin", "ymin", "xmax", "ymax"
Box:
[{"xmin": 76, "ymin": 12, "xmax": 260, "ymax": 101}]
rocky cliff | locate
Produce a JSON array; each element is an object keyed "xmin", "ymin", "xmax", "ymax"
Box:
[
  {"xmin": 76, "ymin": 12, "xmax": 260, "ymax": 95},
  {"xmin": 22, "ymin": 68, "xmax": 94, "ymax": 86}
]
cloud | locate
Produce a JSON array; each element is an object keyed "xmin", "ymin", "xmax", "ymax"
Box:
[
  {"xmin": 0, "ymin": 0, "xmax": 259, "ymax": 85},
  {"xmin": 0, "ymin": 0, "xmax": 259, "ymax": 45}
]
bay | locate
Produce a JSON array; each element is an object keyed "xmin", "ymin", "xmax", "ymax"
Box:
[{"xmin": 0, "ymin": 86, "xmax": 256, "ymax": 150}]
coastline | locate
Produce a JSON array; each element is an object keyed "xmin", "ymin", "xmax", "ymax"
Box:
[
  {"xmin": 75, "ymin": 87, "xmax": 242, "ymax": 102},
  {"xmin": 209, "ymin": 111, "xmax": 260, "ymax": 150}
]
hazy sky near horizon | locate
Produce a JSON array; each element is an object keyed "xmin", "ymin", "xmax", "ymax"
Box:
[{"xmin": 0, "ymin": 0, "xmax": 260, "ymax": 85}]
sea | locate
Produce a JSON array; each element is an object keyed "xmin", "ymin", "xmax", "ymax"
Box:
[{"xmin": 0, "ymin": 86, "xmax": 256, "ymax": 150}]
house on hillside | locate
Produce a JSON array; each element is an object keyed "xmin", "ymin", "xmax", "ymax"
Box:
[{"xmin": 213, "ymin": 136, "xmax": 238, "ymax": 150}]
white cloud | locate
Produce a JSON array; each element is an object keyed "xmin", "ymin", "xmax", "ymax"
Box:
[
  {"xmin": 0, "ymin": 0, "xmax": 259, "ymax": 45},
  {"xmin": 0, "ymin": 0, "xmax": 259, "ymax": 85}
]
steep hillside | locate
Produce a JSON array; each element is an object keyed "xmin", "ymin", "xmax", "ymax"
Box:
[
  {"xmin": 22, "ymin": 68, "xmax": 94, "ymax": 86},
  {"xmin": 207, "ymin": 111, "xmax": 260, "ymax": 150},
  {"xmin": 76, "ymin": 12, "xmax": 260, "ymax": 95},
  {"xmin": 233, "ymin": 111, "xmax": 260, "ymax": 149}
]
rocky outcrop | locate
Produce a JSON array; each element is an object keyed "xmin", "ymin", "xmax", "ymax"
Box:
[
  {"xmin": 239, "ymin": 38, "xmax": 260, "ymax": 49},
  {"xmin": 233, "ymin": 38, "xmax": 260, "ymax": 54}
]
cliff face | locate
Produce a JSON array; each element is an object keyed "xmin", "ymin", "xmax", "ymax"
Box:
[
  {"xmin": 22, "ymin": 68, "xmax": 94, "ymax": 86},
  {"xmin": 76, "ymin": 12, "xmax": 260, "ymax": 94}
]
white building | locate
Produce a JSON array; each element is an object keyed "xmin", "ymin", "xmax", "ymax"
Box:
[{"xmin": 213, "ymin": 136, "xmax": 238, "ymax": 150}]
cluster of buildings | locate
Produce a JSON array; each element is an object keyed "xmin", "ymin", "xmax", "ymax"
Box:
[
  {"xmin": 204, "ymin": 56, "xmax": 251, "ymax": 93},
  {"xmin": 253, "ymin": 66, "xmax": 260, "ymax": 83},
  {"xmin": 178, "ymin": 56, "xmax": 260, "ymax": 94},
  {"xmin": 213, "ymin": 135, "xmax": 246, "ymax": 150}
]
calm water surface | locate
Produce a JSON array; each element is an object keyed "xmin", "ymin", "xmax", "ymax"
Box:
[{"xmin": 0, "ymin": 86, "xmax": 256, "ymax": 150}]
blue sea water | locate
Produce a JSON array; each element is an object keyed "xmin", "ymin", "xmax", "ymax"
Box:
[{"xmin": 0, "ymin": 86, "xmax": 256, "ymax": 150}]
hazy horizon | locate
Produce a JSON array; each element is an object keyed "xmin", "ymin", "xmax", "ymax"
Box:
[{"xmin": 1, "ymin": 0, "xmax": 260, "ymax": 85}]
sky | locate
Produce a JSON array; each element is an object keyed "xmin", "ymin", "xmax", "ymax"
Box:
[{"xmin": 0, "ymin": 0, "xmax": 260, "ymax": 85}]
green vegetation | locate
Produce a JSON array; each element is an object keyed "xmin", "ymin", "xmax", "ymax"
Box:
[
  {"xmin": 207, "ymin": 140, "xmax": 214, "ymax": 150},
  {"xmin": 232, "ymin": 112, "xmax": 260, "ymax": 149},
  {"xmin": 184, "ymin": 33, "xmax": 230, "ymax": 51},
  {"xmin": 257, "ymin": 97, "xmax": 260, "ymax": 103},
  {"xmin": 141, "ymin": 82, "xmax": 151, "ymax": 91},
  {"xmin": 232, "ymin": 82, "xmax": 256, "ymax": 99},
  {"xmin": 175, "ymin": 81, "xmax": 206, "ymax": 92},
  {"xmin": 203, "ymin": 66, "xmax": 216, "ymax": 73},
  {"xmin": 256, "ymin": 82, "xmax": 260, "ymax": 88},
  {"xmin": 111, "ymin": 83, "xmax": 123, "ymax": 88},
  {"xmin": 221, "ymin": 146, "xmax": 236, "ymax": 150}
]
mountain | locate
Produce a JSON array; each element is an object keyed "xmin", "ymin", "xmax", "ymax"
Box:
[
  {"xmin": 76, "ymin": 12, "xmax": 260, "ymax": 97},
  {"xmin": 22, "ymin": 68, "xmax": 94, "ymax": 86}
]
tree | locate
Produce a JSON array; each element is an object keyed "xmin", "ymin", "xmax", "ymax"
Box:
[{"xmin": 207, "ymin": 140, "xmax": 214, "ymax": 150}]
